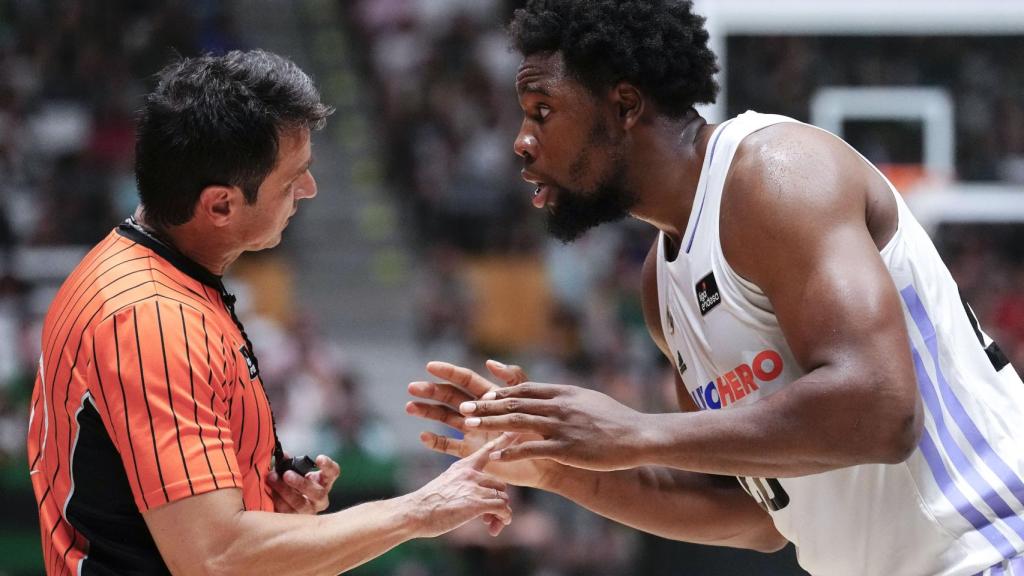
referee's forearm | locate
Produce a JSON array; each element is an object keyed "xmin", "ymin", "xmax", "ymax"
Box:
[{"xmin": 199, "ymin": 496, "xmax": 421, "ymax": 576}]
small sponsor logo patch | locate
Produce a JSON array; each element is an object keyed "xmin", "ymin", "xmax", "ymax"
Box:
[
  {"xmin": 239, "ymin": 345, "xmax": 259, "ymax": 380},
  {"xmin": 695, "ymin": 272, "xmax": 722, "ymax": 316}
]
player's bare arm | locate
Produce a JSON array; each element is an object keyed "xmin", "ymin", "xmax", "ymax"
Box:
[
  {"xmin": 457, "ymin": 123, "xmax": 923, "ymax": 478},
  {"xmin": 142, "ymin": 437, "xmax": 514, "ymax": 576},
  {"xmin": 408, "ymin": 360, "xmax": 786, "ymax": 552}
]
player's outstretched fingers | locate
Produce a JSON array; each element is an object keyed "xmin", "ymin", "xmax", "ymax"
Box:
[
  {"xmin": 485, "ymin": 359, "xmax": 528, "ymax": 386},
  {"xmin": 459, "ymin": 397, "xmax": 556, "ymax": 418},
  {"xmin": 488, "ymin": 439, "xmax": 560, "ymax": 464},
  {"xmin": 462, "ymin": 413, "xmax": 551, "ymax": 435},
  {"xmin": 406, "ymin": 400, "xmax": 467, "ymax": 431},
  {"xmin": 426, "ymin": 361, "xmax": 500, "ymax": 398},
  {"xmin": 478, "ymin": 382, "xmax": 561, "ymax": 402},
  {"xmin": 407, "ymin": 381, "xmax": 475, "ymax": 409},
  {"xmin": 418, "ymin": 431, "xmax": 470, "ymax": 458}
]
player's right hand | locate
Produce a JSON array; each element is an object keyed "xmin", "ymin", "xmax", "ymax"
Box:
[
  {"xmin": 405, "ymin": 434, "xmax": 514, "ymax": 538},
  {"xmin": 406, "ymin": 360, "xmax": 560, "ymax": 489}
]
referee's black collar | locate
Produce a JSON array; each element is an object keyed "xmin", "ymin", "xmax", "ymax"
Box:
[{"xmin": 116, "ymin": 217, "xmax": 225, "ymax": 291}]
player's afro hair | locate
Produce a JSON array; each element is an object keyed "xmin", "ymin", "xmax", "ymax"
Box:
[{"xmin": 510, "ymin": 0, "xmax": 719, "ymax": 117}]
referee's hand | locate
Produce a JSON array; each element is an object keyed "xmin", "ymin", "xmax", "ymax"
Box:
[{"xmin": 267, "ymin": 454, "xmax": 341, "ymax": 514}]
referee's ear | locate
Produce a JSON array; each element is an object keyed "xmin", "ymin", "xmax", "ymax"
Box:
[{"xmin": 196, "ymin": 184, "xmax": 243, "ymax": 228}]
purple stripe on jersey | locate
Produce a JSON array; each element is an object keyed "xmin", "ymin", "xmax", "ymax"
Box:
[
  {"xmin": 901, "ymin": 285, "xmax": 1024, "ymax": 508},
  {"xmin": 911, "ymin": 347, "xmax": 1024, "ymax": 543},
  {"xmin": 918, "ymin": 432, "xmax": 1018, "ymax": 558},
  {"xmin": 685, "ymin": 120, "xmax": 733, "ymax": 254},
  {"xmin": 977, "ymin": 558, "xmax": 1024, "ymax": 576}
]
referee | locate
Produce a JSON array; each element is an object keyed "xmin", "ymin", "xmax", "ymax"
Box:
[{"xmin": 27, "ymin": 50, "xmax": 513, "ymax": 575}]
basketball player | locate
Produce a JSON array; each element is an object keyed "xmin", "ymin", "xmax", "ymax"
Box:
[
  {"xmin": 28, "ymin": 50, "xmax": 513, "ymax": 575},
  {"xmin": 406, "ymin": 1, "xmax": 1024, "ymax": 574}
]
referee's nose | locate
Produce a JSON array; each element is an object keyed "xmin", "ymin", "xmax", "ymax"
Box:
[{"xmin": 295, "ymin": 170, "xmax": 317, "ymax": 200}]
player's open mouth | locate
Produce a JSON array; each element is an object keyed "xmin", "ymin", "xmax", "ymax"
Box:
[
  {"xmin": 523, "ymin": 170, "xmax": 557, "ymax": 209},
  {"xmin": 532, "ymin": 184, "xmax": 555, "ymax": 209}
]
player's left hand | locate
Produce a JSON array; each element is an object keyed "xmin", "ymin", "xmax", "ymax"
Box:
[
  {"xmin": 407, "ymin": 360, "xmax": 562, "ymax": 490},
  {"xmin": 460, "ymin": 383, "xmax": 648, "ymax": 472},
  {"xmin": 267, "ymin": 454, "xmax": 340, "ymax": 514}
]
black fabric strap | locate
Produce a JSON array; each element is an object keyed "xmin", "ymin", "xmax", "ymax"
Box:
[{"xmin": 960, "ymin": 292, "xmax": 1010, "ymax": 372}]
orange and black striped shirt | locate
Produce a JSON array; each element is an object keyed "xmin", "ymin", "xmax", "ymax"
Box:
[{"xmin": 27, "ymin": 221, "xmax": 277, "ymax": 575}]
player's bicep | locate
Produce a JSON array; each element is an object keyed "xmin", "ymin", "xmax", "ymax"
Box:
[
  {"xmin": 91, "ymin": 301, "xmax": 241, "ymax": 512},
  {"xmin": 723, "ymin": 127, "xmax": 913, "ymax": 382},
  {"xmin": 766, "ymin": 221, "xmax": 921, "ymax": 461},
  {"xmin": 769, "ymin": 224, "xmax": 911, "ymax": 376},
  {"xmin": 723, "ymin": 133, "xmax": 921, "ymax": 460}
]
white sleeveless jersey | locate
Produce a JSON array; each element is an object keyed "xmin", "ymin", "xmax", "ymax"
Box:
[{"xmin": 655, "ymin": 111, "xmax": 1024, "ymax": 576}]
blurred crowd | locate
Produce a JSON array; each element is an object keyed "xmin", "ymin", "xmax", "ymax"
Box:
[
  {"xmin": 727, "ymin": 36, "xmax": 1024, "ymax": 182},
  {"xmin": 0, "ymin": 0, "xmax": 239, "ymax": 464},
  {"xmin": 0, "ymin": 0, "xmax": 1022, "ymax": 575}
]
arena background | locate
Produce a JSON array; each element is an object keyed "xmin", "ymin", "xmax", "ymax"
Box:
[{"xmin": 1, "ymin": 0, "xmax": 1022, "ymax": 574}]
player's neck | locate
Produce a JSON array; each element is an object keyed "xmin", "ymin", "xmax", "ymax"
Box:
[
  {"xmin": 133, "ymin": 206, "xmax": 240, "ymax": 276},
  {"xmin": 628, "ymin": 109, "xmax": 713, "ymax": 248}
]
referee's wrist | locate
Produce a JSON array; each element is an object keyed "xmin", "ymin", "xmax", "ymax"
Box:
[{"xmin": 391, "ymin": 494, "xmax": 428, "ymax": 539}]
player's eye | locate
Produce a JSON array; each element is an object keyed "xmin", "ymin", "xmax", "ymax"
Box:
[{"xmin": 535, "ymin": 105, "xmax": 551, "ymax": 122}]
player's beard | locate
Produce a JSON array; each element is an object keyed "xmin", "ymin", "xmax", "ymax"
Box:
[{"xmin": 546, "ymin": 120, "xmax": 636, "ymax": 243}]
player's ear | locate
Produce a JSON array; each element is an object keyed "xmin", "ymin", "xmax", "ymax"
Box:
[
  {"xmin": 196, "ymin": 185, "xmax": 242, "ymax": 228},
  {"xmin": 612, "ymin": 81, "xmax": 644, "ymax": 131}
]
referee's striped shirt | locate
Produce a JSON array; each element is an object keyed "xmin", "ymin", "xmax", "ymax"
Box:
[{"xmin": 27, "ymin": 222, "xmax": 276, "ymax": 575}]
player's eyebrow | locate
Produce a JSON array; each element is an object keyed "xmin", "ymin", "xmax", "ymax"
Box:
[
  {"xmin": 515, "ymin": 65, "xmax": 551, "ymax": 97},
  {"xmin": 519, "ymin": 82, "xmax": 551, "ymax": 97}
]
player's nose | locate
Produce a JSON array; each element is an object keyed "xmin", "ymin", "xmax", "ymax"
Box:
[{"xmin": 514, "ymin": 124, "xmax": 537, "ymax": 162}]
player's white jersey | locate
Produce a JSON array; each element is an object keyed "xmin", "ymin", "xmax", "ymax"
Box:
[{"xmin": 655, "ymin": 111, "xmax": 1024, "ymax": 576}]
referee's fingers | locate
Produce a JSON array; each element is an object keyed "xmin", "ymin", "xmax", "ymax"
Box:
[
  {"xmin": 314, "ymin": 455, "xmax": 341, "ymax": 488},
  {"xmin": 267, "ymin": 472, "xmax": 314, "ymax": 514},
  {"xmin": 285, "ymin": 470, "xmax": 327, "ymax": 504}
]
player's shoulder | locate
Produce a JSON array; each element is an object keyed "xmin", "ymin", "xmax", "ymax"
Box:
[
  {"xmin": 719, "ymin": 120, "xmax": 876, "ymax": 286},
  {"xmin": 722, "ymin": 120, "xmax": 870, "ymax": 241},
  {"xmin": 728, "ymin": 122, "xmax": 856, "ymax": 207}
]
